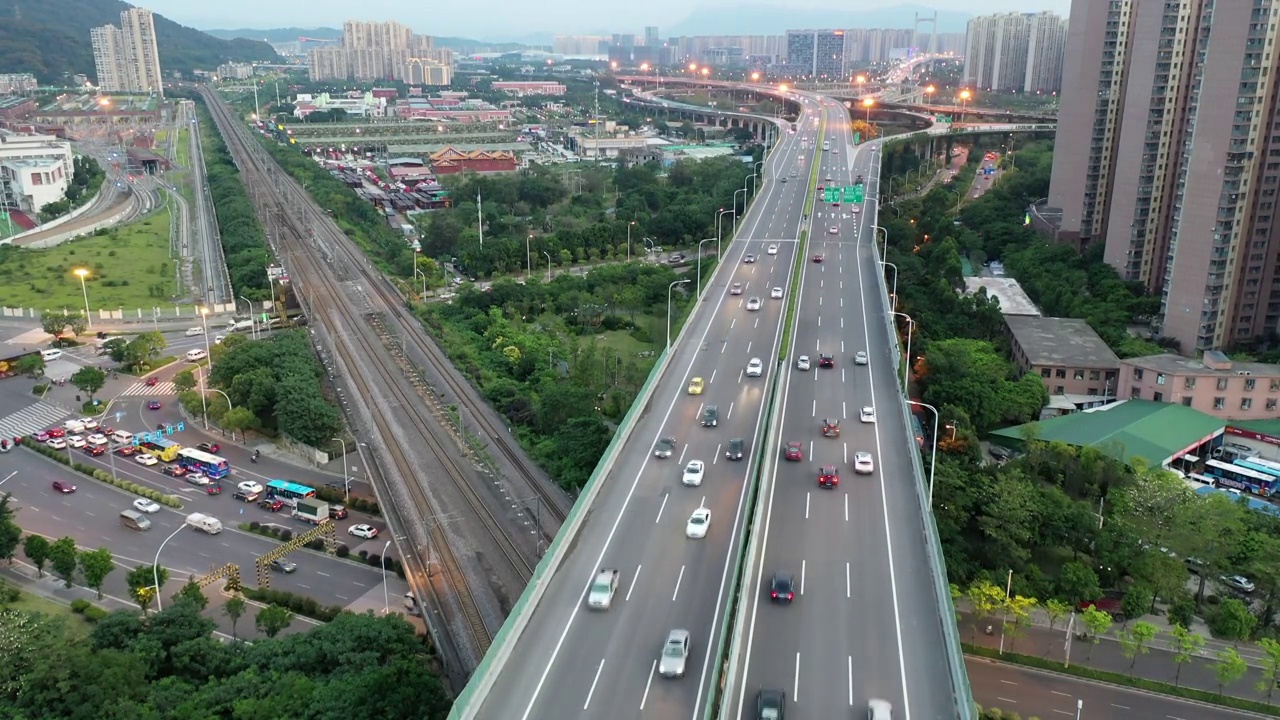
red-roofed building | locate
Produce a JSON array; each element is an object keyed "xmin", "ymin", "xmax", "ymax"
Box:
[{"xmin": 429, "ymin": 146, "xmax": 517, "ymax": 175}]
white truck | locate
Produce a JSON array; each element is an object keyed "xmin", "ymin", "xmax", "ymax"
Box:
[
  {"xmin": 185, "ymin": 512, "xmax": 223, "ymax": 534},
  {"xmin": 293, "ymin": 499, "xmax": 329, "ymax": 525},
  {"xmin": 587, "ymin": 568, "xmax": 620, "ymax": 610}
]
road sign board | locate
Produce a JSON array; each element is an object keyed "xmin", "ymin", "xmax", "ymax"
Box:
[
  {"xmin": 851, "ymin": 184, "xmax": 865, "ymax": 203},
  {"xmin": 824, "ymin": 185, "xmax": 866, "ymax": 203}
]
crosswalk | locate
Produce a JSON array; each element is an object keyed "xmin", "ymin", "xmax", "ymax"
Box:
[
  {"xmin": 118, "ymin": 381, "xmax": 177, "ymax": 396},
  {"xmin": 0, "ymin": 401, "xmax": 72, "ymax": 439}
]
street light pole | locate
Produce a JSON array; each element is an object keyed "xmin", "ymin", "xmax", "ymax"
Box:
[
  {"xmin": 1074, "ymin": 699, "xmax": 1082, "ymax": 720},
  {"xmin": 627, "ymin": 220, "xmax": 635, "ymax": 262},
  {"xmin": 696, "ymin": 238, "xmax": 714, "ymax": 297},
  {"xmin": 666, "ymin": 279, "xmax": 690, "ymax": 350},
  {"xmin": 892, "ymin": 311, "xmax": 914, "ymax": 390},
  {"xmin": 873, "ymin": 225, "xmax": 888, "ymax": 258},
  {"xmin": 881, "ymin": 261, "xmax": 898, "ymax": 311},
  {"xmin": 716, "ymin": 208, "xmax": 733, "ymax": 256},
  {"xmin": 152, "ymin": 524, "xmax": 186, "ymax": 611},
  {"xmin": 381, "ymin": 539, "xmax": 393, "ymax": 613},
  {"xmin": 907, "ymin": 400, "xmax": 939, "ymax": 503},
  {"xmin": 413, "ymin": 267, "xmax": 426, "ymax": 298},
  {"xmin": 198, "ymin": 309, "xmax": 211, "ymax": 429},
  {"xmin": 74, "ymin": 268, "xmax": 92, "ymax": 329},
  {"xmin": 544, "ymin": 251, "xmax": 552, "ymax": 282},
  {"xmin": 332, "ymin": 436, "xmax": 349, "ymax": 502}
]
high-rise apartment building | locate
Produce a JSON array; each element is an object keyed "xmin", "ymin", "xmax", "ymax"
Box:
[
  {"xmin": 785, "ymin": 30, "xmax": 847, "ymax": 78},
  {"xmin": 309, "ymin": 20, "xmax": 436, "ymax": 83},
  {"xmin": 1047, "ymin": 0, "xmax": 1280, "ymax": 354},
  {"xmin": 91, "ymin": 8, "xmax": 164, "ymax": 96},
  {"xmin": 964, "ymin": 12, "xmax": 1066, "ymax": 93}
]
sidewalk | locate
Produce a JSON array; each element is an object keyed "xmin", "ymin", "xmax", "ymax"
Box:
[{"xmin": 960, "ymin": 611, "xmax": 1278, "ymax": 705}]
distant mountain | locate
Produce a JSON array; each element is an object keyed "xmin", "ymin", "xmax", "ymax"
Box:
[
  {"xmin": 666, "ymin": 3, "xmax": 973, "ymax": 36},
  {"xmin": 0, "ymin": 0, "xmax": 280, "ymax": 84},
  {"xmin": 203, "ymin": 27, "xmax": 341, "ymax": 44}
]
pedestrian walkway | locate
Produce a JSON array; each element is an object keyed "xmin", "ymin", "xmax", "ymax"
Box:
[
  {"xmin": 117, "ymin": 381, "xmax": 177, "ymax": 396},
  {"xmin": 0, "ymin": 400, "xmax": 72, "ymax": 438}
]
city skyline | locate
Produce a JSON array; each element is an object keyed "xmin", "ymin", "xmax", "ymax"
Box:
[{"xmin": 117, "ymin": 0, "xmax": 1072, "ymax": 40}]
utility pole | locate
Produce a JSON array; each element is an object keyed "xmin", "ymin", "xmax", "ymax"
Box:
[
  {"xmin": 476, "ymin": 192, "xmax": 483, "ymax": 246},
  {"xmin": 594, "ymin": 81, "xmax": 601, "ymax": 142}
]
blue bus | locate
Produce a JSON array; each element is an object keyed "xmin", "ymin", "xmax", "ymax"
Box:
[
  {"xmin": 177, "ymin": 448, "xmax": 230, "ymax": 479},
  {"xmin": 266, "ymin": 479, "xmax": 317, "ymax": 506},
  {"xmin": 1235, "ymin": 457, "xmax": 1280, "ymax": 484}
]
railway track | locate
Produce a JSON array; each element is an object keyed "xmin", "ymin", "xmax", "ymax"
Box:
[{"xmin": 200, "ymin": 87, "xmax": 556, "ymax": 657}]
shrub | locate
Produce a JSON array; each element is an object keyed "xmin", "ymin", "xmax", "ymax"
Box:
[
  {"xmin": 249, "ymin": 521, "xmax": 261, "ymax": 531},
  {"xmin": 0, "ymin": 581, "xmax": 21, "ymax": 605},
  {"xmin": 366, "ymin": 553, "xmax": 382, "ymax": 568},
  {"xmin": 82, "ymin": 605, "xmax": 108, "ymax": 622},
  {"xmin": 279, "ymin": 529, "xmax": 292, "ymax": 542},
  {"xmin": 32, "ymin": 384, "xmax": 47, "ymax": 394},
  {"xmin": 70, "ymin": 599, "xmax": 91, "ymax": 614},
  {"xmin": 335, "ymin": 545, "xmax": 350, "ymax": 558}
]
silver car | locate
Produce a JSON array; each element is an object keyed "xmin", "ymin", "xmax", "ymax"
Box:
[
  {"xmin": 659, "ymin": 629, "xmax": 690, "ymax": 678},
  {"xmin": 868, "ymin": 698, "xmax": 893, "ymax": 720}
]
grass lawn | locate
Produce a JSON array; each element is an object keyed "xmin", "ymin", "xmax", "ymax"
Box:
[
  {"xmin": 176, "ymin": 127, "xmax": 190, "ymax": 170},
  {"xmin": 9, "ymin": 589, "xmax": 92, "ymax": 637},
  {"xmin": 0, "ymin": 206, "xmax": 176, "ymax": 310},
  {"xmin": 153, "ymin": 128, "xmax": 168, "ymax": 144}
]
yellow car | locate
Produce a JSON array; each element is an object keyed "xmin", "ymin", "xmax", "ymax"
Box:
[{"xmin": 687, "ymin": 377, "xmax": 705, "ymax": 395}]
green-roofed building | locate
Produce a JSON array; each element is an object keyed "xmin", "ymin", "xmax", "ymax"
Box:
[{"xmin": 990, "ymin": 399, "xmax": 1225, "ymax": 467}]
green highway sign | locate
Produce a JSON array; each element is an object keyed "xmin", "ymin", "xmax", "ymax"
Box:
[
  {"xmin": 850, "ymin": 184, "xmax": 865, "ymax": 203},
  {"xmin": 823, "ymin": 185, "xmax": 866, "ymax": 203}
]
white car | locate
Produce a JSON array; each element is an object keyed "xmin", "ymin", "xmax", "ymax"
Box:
[
  {"xmin": 829, "ymin": 226, "xmax": 838, "ymax": 235},
  {"xmin": 746, "ymin": 358, "xmax": 763, "ymax": 377},
  {"xmin": 237, "ymin": 480, "xmax": 264, "ymax": 495},
  {"xmin": 46, "ymin": 437, "xmax": 67, "ymax": 449},
  {"xmin": 133, "ymin": 498, "xmax": 162, "ymax": 513},
  {"xmin": 770, "ymin": 287, "xmax": 784, "ymax": 299},
  {"xmin": 854, "ymin": 452, "xmax": 875, "ymax": 474},
  {"xmin": 349, "ymin": 524, "xmax": 379, "ymax": 539},
  {"xmin": 185, "ymin": 326, "xmax": 204, "ymax": 336},
  {"xmin": 746, "ymin": 296, "xmax": 763, "ymax": 311},
  {"xmin": 682, "ymin": 460, "xmax": 705, "ymax": 487},
  {"xmin": 730, "ymin": 282, "xmax": 743, "ymax": 296},
  {"xmin": 767, "ymin": 244, "xmax": 778, "ymax": 255},
  {"xmin": 854, "ymin": 351, "xmax": 868, "ymax": 365},
  {"xmin": 86, "ymin": 433, "xmax": 108, "ymax": 446},
  {"xmin": 796, "ymin": 355, "xmax": 811, "ymax": 371},
  {"xmin": 78, "ymin": 417, "xmax": 99, "ymax": 430},
  {"xmin": 214, "ymin": 335, "xmax": 226, "ymax": 344},
  {"xmin": 63, "ymin": 419, "xmax": 86, "ymax": 434},
  {"xmin": 135, "ymin": 453, "xmax": 158, "ymax": 466},
  {"xmin": 860, "ymin": 406, "xmax": 876, "ymax": 423},
  {"xmin": 66, "ymin": 435, "xmax": 86, "ymax": 448},
  {"xmin": 686, "ymin": 508, "xmax": 711, "ymax": 538}
]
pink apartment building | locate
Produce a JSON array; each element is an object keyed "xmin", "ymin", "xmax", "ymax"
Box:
[{"xmin": 1118, "ymin": 351, "xmax": 1280, "ymax": 421}]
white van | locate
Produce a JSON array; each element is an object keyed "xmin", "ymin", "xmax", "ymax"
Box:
[
  {"xmin": 111, "ymin": 430, "xmax": 134, "ymax": 445},
  {"xmin": 63, "ymin": 419, "xmax": 86, "ymax": 434},
  {"xmin": 40, "ymin": 348, "xmax": 63, "ymax": 361},
  {"xmin": 185, "ymin": 348, "xmax": 208, "ymax": 362}
]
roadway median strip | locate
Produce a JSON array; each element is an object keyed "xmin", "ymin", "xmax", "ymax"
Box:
[{"xmin": 777, "ymin": 118, "xmax": 825, "ymax": 362}]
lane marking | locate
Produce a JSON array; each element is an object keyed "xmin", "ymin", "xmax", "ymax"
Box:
[
  {"xmin": 846, "ymin": 562, "xmax": 851, "ymax": 598},
  {"xmin": 710, "ymin": 369, "xmax": 717, "ymax": 384},
  {"xmin": 678, "ymin": 444, "xmax": 688, "ymax": 465},
  {"xmin": 672, "ymin": 564, "xmax": 686, "ymax": 601},
  {"xmin": 800, "ymin": 559, "xmax": 806, "ymax": 594},
  {"xmin": 727, "ymin": 402, "xmax": 735, "ymax": 420},
  {"xmin": 626, "ymin": 565, "xmax": 642, "ymax": 602},
  {"xmin": 793, "ymin": 652, "xmax": 801, "ymax": 703},
  {"xmin": 655, "ymin": 494, "xmax": 668, "ymax": 524},
  {"xmin": 844, "ymin": 493, "xmax": 849, "ymax": 522},
  {"xmin": 639, "ymin": 660, "xmax": 657, "ymax": 710},
  {"xmin": 997, "ymin": 697, "xmax": 1018, "ymax": 705},
  {"xmin": 805, "ymin": 492, "xmax": 811, "ymax": 520},
  {"xmin": 848, "ymin": 655, "xmax": 854, "ymax": 707},
  {"xmin": 1001, "ymin": 679, "xmax": 1017, "ymax": 685},
  {"xmin": 713, "ymin": 443, "xmax": 722, "ymax": 464},
  {"xmin": 584, "ymin": 659, "xmax": 606, "ymax": 709}
]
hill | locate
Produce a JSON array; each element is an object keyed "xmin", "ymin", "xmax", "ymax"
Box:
[
  {"xmin": 205, "ymin": 27, "xmax": 533, "ymax": 53},
  {"xmin": 666, "ymin": 3, "xmax": 973, "ymax": 36},
  {"xmin": 0, "ymin": 0, "xmax": 280, "ymax": 85}
]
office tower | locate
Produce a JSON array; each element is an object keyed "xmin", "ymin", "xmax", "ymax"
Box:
[
  {"xmin": 91, "ymin": 9, "xmax": 164, "ymax": 96},
  {"xmin": 645, "ymin": 26, "xmax": 660, "ymax": 48},
  {"xmin": 785, "ymin": 30, "xmax": 846, "ymax": 78},
  {"xmin": 308, "ymin": 21, "xmax": 432, "ymax": 82},
  {"xmin": 1048, "ymin": 0, "xmax": 1280, "ymax": 353},
  {"xmin": 964, "ymin": 12, "xmax": 1065, "ymax": 93}
]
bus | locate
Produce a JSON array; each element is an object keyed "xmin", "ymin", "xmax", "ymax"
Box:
[
  {"xmin": 138, "ymin": 438, "xmax": 181, "ymax": 462},
  {"xmin": 177, "ymin": 448, "xmax": 230, "ymax": 479},
  {"xmin": 1202, "ymin": 459, "xmax": 1277, "ymax": 496},
  {"xmin": 266, "ymin": 479, "xmax": 317, "ymax": 507},
  {"xmin": 1235, "ymin": 457, "xmax": 1280, "ymax": 485}
]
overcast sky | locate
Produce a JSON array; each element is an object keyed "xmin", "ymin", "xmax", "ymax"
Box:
[{"xmin": 137, "ymin": 0, "xmax": 1072, "ymax": 39}]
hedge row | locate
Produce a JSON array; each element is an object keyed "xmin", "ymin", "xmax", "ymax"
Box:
[
  {"xmin": 69, "ymin": 598, "xmax": 110, "ymax": 623},
  {"xmin": 238, "ymin": 522, "xmax": 406, "ymax": 578},
  {"xmin": 241, "ymin": 587, "xmax": 343, "ymax": 622},
  {"xmin": 315, "ymin": 486, "xmax": 380, "ymax": 516},
  {"xmin": 19, "ymin": 439, "xmax": 182, "ymax": 508}
]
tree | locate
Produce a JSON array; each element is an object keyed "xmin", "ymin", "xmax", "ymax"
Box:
[
  {"xmin": 173, "ymin": 369, "xmax": 197, "ymax": 392},
  {"xmin": 1214, "ymin": 647, "xmax": 1247, "ymax": 696},
  {"xmin": 1002, "ymin": 594, "xmax": 1038, "ymax": 654},
  {"xmin": 14, "ymin": 354, "xmax": 44, "ymax": 378},
  {"xmin": 255, "ymin": 603, "xmax": 294, "ymax": 638},
  {"xmin": 174, "ymin": 580, "xmax": 209, "ymax": 611},
  {"xmin": 1168, "ymin": 624, "xmax": 1205, "ymax": 688},
  {"xmin": 66, "ymin": 312, "xmax": 87, "ymax": 337},
  {"xmin": 966, "ymin": 579, "xmax": 1006, "ymax": 641},
  {"xmin": 221, "ymin": 406, "xmax": 256, "ymax": 439},
  {"xmin": 1116, "ymin": 620, "xmax": 1158, "ymax": 675},
  {"xmin": 1056, "ymin": 561, "xmax": 1101, "ymax": 605},
  {"xmin": 0, "ymin": 495, "xmax": 19, "ymax": 563},
  {"xmin": 70, "ymin": 366, "xmax": 107, "ymax": 402},
  {"xmin": 22, "ymin": 534, "xmax": 51, "ymax": 577},
  {"xmin": 1080, "ymin": 606, "xmax": 1113, "ymax": 662},
  {"xmin": 224, "ymin": 595, "xmax": 247, "ymax": 639},
  {"xmin": 1043, "ymin": 598, "xmax": 1070, "ymax": 632},
  {"xmin": 1255, "ymin": 637, "xmax": 1280, "ymax": 704},
  {"xmin": 40, "ymin": 311, "xmax": 70, "ymax": 339},
  {"xmin": 1210, "ymin": 598, "xmax": 1257, "ymax": 645},
  {"xmin": 48, "ymin": 536, "xmax": 78, "ymax": 588},
  {"xmin": 1119, "ymin": 582, "xmax": 1154, "ymax": 626},
  {"xmin": 77, "ymin": 547, "xmax": 115, "ymax": 600},
  {"xmin": 122, "ymin": 331, "xmax": 166, "ymax": 371},
  {"xmin": 126, "ymin": 563, "xmax": 166, "ymax": 614}
]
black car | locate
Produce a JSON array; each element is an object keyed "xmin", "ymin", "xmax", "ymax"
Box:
[
  {"xmin": 726, "ymin": 437, "xmax": 745, "ymax": 461},
  {"xmin": 702, "ymin": 405, "xmax": 719, "ymax": 427},
  {"xmin": 329, "ymin": 505, "xmax": 349, "ymax": 520},
  {"xmin": 233, "ymin": 490, "xmax": 260, "ymax": 503},
  {"xmin": 818, "ymin": 354, "xmax": 835, "ymax": 368},
  {"xmin": 654, "ymin": 437, "xmax": 677, "ymax": 459},
  {"xmin": 757, "ymin": 688, "xmax": 786, "ymax": 719},
  {"xmin": 270, "ymin": 558, "xmax": 297, "ymax": 574},
  {"xmin": 770, "ymin": 573, "xmax": 796, "ymax": 604}
]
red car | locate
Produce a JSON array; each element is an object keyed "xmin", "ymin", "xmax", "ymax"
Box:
[
  {"xmin": 818, "ymin": 465, "xmax": 840, "ymax": 489},
  {"xmin": 812, "ymin": 254, "xmax": 824, "ymax": 263},
  {"xmin": 784, "ymin": 442, "xmax": 803, "ymax": 461},
  {"xmin": 47, "ymin": 428, "xmax": 66, "ymax": 439},
  {"xmin": 84, "ymin": 445, "xmax": 106, "ymax": 456},
  {"xmin": 115, "ymin": 445, "xmax": 137, "ymax": 457},
  {"xmin": 258, "ymin": 498, "xmax": 285, "ymax": 512},
  {"xmin": 197, "ymin": 442, "xmax": 221, "ymax": 454},
  {"xmin": 145, "ymin": 376, "xmax": 159, "ymax": 387},
  {"xmin": 161, "ymin": 465, "xmax": 187, "ymax": 478},
  {"xmin": 52, "ymin": 480, "xmax": 76, "ymax": 494},
  {"xmin": 205, "ymin": 483, "xmax": 223, "ymax": 496},
  {"xmin": 818, "ymin": 354, "xmax": 835, "ymax": 368}
]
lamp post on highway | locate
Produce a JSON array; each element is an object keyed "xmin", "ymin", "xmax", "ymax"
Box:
[
  {"xmin": 153, "ymin": 524, "xmax": 186, "ymax": 612},
  {"xmin": 627, "ymin": 220, "xmax": 635, "ymax": 262},
  {"xmin": 239, "ymin": 295, "xmax": 257, "ymax": 339},
  {"xmin": 907, "ymin": 400, "xmax": 939, "ymax": 503},
  {"xmin": 696, "ymin": 238, "xmax": 715, "ymax": 297},
  {"xmin": 733, "ymin": 188, "xmax": 746, "ymax": 230},
  {"xmin": 873, "ymin": 225, "xmax": 888, "ymax": 258},
  {"xmin": 881, "ymin": 261, "xmax": 898, "ymax": 312},
  {"xmin": 643, "ymin": 237, "xmax": 655, "ymax": 261},
  {"xmin": 413, "ymin": 266, "xmax": 426, "ymax": 298},
  {"xmin": 667, "ymin": 279, "xmax": 690, "ymax": 351},
  {"xmin": 891, "ymin": 311, "xmax": 914, "ymax": 390},
  {"xmin": 207, "ymin": 387, "xmax": 233, "ymax": 437},
  {"xmin": 73, "ymin": 268, "xmax": 92, "ymax": 329},
  {"xmin": 544, "ymin": 251, "xmax": 552, "ymax": 283},
  {"xmin": 958, "ymin": 89, "xmax": 972, "ymax": 122},
  {"xmin": 197, "ymin": 308, "xmax": 212, "ymax": 429},
  {"xmin": 525, "ymin": 234, "xmax": 532, "ymax": 281},
  {"xmin": 716, "ymin": 208, "xmax": 733, "ymax": 255},
  {"xmin": 861, "ymin": 97, "xmax": 874, "ymax": 124},
  {"xmin": 1074, "ymin": 699, "xmax": 1082, "ymax": 720},
  {"xmin": 381, "ymin": 539, "xmax": 393, "ymax": 614},
  {"xmin": 332, "ymin": 436, "xmax": 349, "ymax": 502}
]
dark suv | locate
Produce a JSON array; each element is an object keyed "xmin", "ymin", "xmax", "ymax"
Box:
[
  {"xmin": 702, "ymin": 405, "xmax": 719, "ymax": 427},
  {"xmin": 757, "ymin": 688, "xmax": 786, "ymax": 719},
  {"xmin": 726, "ymin": 437, "xmax": 745, "ymax": 461},
  {"xmin": 769, "ymin": 573, "xmax": 796, "ymax": 604}
]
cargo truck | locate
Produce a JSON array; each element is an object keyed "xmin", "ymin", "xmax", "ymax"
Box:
[
  {"xmin": 185, "ymin": 512, "xmax": 223, "ymax": 534},
  {"xmin": 293, "ymin": 499, "xmax": 330, "ymax": 525}
]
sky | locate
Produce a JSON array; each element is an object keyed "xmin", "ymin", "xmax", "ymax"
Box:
[{"xmin": 135, "ymin": 0, "xmax": 1073, "ymax": 40}]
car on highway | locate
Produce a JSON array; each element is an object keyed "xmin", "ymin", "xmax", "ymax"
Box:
[
  {"xmin": 730, "ymin": 282, "xmax": 744, "ymax": 295},
  {"xmin": 854, "ymin": 351, "xmax": 868, "ymax": 365},
  {"xmin": 743, "ymin": 253, "xmax": 756, "ymax": 264},
  {"xmin": 812, "ymin": 253, "xmax": 824, "ymax": 263},
  {"xmin": 860, "ymin": 406, "xmax": 876, "ymax": 423},
  {"xmin": 795, "ymin": 355, "xmax": 811, "ymax": 371},
  {"xmin": 659, "ymin": 629, "xmax": 690, "ymax": 678},
  {"xmin": 84, "ymin": 445, "xmax": 106, "ymax": 457},
  {"xmin": 233, "ymin": 490, "xmax": 260, "ymax": 503},
  {"xmin": 237, "ymin": 480, "xmax": 264, "ymax": 495},
  {"xmin": 256, "ymin": 498, "xmax": 284, "ymax": 512},
  {"xmin": 270, "ymin": 558, "xmax": 298, "ymax": 574},
  {"xmin": 181, "ymin": 472, "xmax": 209, "ymax": 486},
  {"xmin": 769, "ymin": 573, "xmax": 796, "ymax": 604},
  {"xmin": 587, "ymin": 568, "xmax": 619, "ymax": 610},
  {"xmin": 114, "ymin": 445, "xmax": 136, "ymax": 457},
  {"xmin": 770, "ymin": 286, "xmax": 783, "ymax": 299},
  {"xmin": 746, "ymin": 358, "xmax": 763, "ymax": 377},
  {"xmin": 819, "ymin": 465, "xmax": 839, "ymax": 489},
  {"xmin": 349, "ymin": 524, "xmax": 379, "ymax": 539},
  {"xmin": 726, "ymin": 437, "xmax": 745, "ymax": 461},
  {"xmin": 854, "ymin": 452, "xmax": 875, "ymax": 474},
  {"xmin": 746, "ymin": 296, "xmax": 762, "ymax": 311},
  {"xmin": 197, "ymin": 442, "xmax": 221, "ymax": 453},
  {"xmin": 818, "ymin": 353, "xmax": 834, "ymax": 368},
  {"xmin": 828, "ymin": 226, "xmax": 838, "ymax": 235},
  {"xmin": 161, "ymin": 465, "xmax": 187, "ymax": 477},
  {"xmin": 46, "ymin": 437, "xmax": 67, "ymax": 450},
  {"xmin": 147, "ymin": 400, "xmax": 162, "ymax": 410},
  {"xmin": 47, "ymin": 427, "xmax": 66, "ymax": 438},
  {"xmin": 868, "ymin": 699, "xmax": 893, "ymax": 720},
  {"xmin": 67, "ymin": 435, "xmax": 86, "ymax": 448},
  {"xmin": 702, "ymin": 406, "xmax": 719, "ymax": 427},
  {"xmin": 766, "ymin": 244, "xmax": 778, "ymax": 255},
  {"xmin": 133, "ymin": 498, "xmax": 161, "ymax": 513},
  {"xmin": 784, "ymin": 442, "xmax": 803, "ymax": 461},
  {"xmin": 687, "ymin": 377, "xmax": 705, "ymax": 395},
  {"xmin": 33, "ymin": 431, "xmax": 49, "ymax": 442},
  {"xmin": 757, "ymin": 688, "xmax": 786, "ymax": 719},
  {"xmin": 682, "ymin": 460, "xmax": 705, "ymax": 487},
  {"xmin": 51, "ymin": 480, "xmax": 76, "ymax": 494},
  {"xmin": 78, "ymin": 417, "xmax": 98, "ymax": 430},
  {"xmin": 653, "ymin": 437, "xmax": 677, "ymax": 459},
  {"xmin": 184, "ymin": 327, "xmax": 204, "ymax": 336},
  {"xmin": 686, "ymin": 507, "xmax": 711, "ymax": 538},
  {"xmin": 86, "ymin": 433, "xmax": 107, "ymax": 446},
  {"xmin": 1222, "ymin": 575, "xmax": 1256, "ymax": 593}
]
